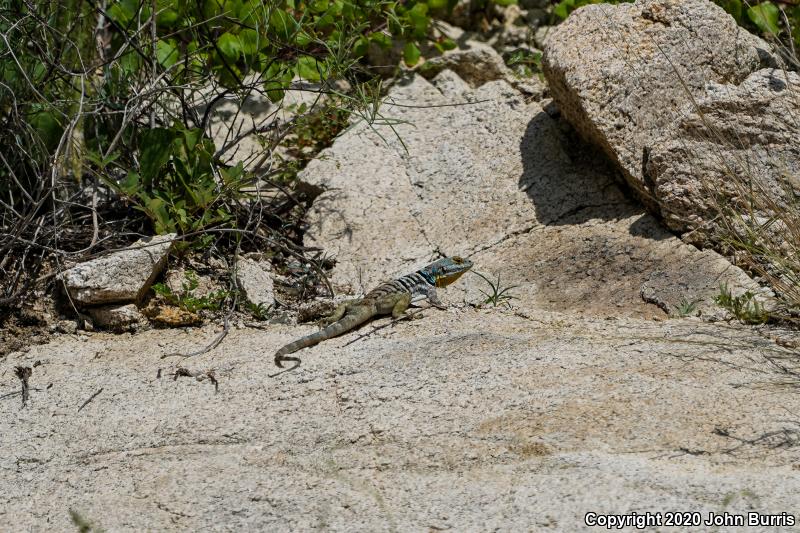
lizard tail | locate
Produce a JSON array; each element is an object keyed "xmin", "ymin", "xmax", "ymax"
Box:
[{"xmin": 274, "ymin": 312, "xmax": 373, "ymax": 368}]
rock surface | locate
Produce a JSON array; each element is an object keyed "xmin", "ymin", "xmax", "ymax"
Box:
[
  {"xmin": 302, "ymin": 71, "xmax": 760, "ymax": 318},
  {"xmin": 4, "ymin": 313, "xmax": 800, "ymax": 530},
  {"xmin": 542, "ymin": 0, "xmax": 777, "ymax": 219},
  {"xmin": 647, "ymin": 68, "xmax": 800, "ymax": 235},
  {"xmin": 59, "ymin": 234, "xmax": 175, "ymax": 306}
]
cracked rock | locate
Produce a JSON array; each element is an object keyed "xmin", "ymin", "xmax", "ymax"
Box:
[{"xmin": 60, "ymin": 234, "xmax": 175, "ymax": 306}]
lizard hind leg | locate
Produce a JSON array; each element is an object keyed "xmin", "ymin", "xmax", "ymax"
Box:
[
  {"xmin": 391, "ymin": 293, "xmax": 412, "ymax": 319},
  {"xmin": 317, "ymin": 300, "xmax": 356, "ymax": 327}
]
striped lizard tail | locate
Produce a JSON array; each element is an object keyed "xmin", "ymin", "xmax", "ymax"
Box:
[{"xmin": 274, "ymin": 311, "xmax": 374, "ymax": 368}]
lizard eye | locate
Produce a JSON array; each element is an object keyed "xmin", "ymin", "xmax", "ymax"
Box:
[{"xmin": 452, "ymin": 256, "xmax": 463, "ymax": 264}]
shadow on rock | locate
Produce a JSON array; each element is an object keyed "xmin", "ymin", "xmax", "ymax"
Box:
[{"xmin": 517, "ymin": 110, "xmax": 641, "ymax": 227}]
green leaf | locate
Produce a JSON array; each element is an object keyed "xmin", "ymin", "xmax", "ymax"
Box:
[
  {"xmin": 407, "ymin": 3, "xmax": 430, "ymax": 36},
  {"xmin": 403, "ymin": 41, "xmax": 421, "ymax": 67},
  {"xmin": 182, "ymin": 128, "xmax": 204, "ymax": 152},
  {"xmin": 264, "ymin": 63, "xmax": 293, "ymax": 102},
  {"xmin": 296, "ymin": 30, "xmax": 314, "ymax": 46},
  {"xmin": 296, "ymin": 56, "xmax": 323, "ymax": 81},
  {"xmin": 119, "ymin": 49, "xmax": 143, "ymax": 75},
  {"xmin": 108, "ymin": 0, "xmax": 138, "ymax": 24},
  {"xmin": 29, "ymin": 110, "xmax": 62, "ymax": 151},
  {"xmin": 353, "ymin": 35, "xmax": 369, "ymax": 56},
  {"xmin": 238, "ymin": 0, "xmax": 264, "ymax": 23},
  {"xmin": 553, "ymin": 0, "xmax": 575, "ymax": 19},
  {"xmin": 139, "ymin": 128, "xmax": 176, "ymax": 183},
  {"xmin": 428, "ymin": 0, "xmax": 448, "ymax": 9},
  {"xmin": 157, "ymin": 39, "xmax": 179, "ymax": 68},
  {"xmin": 239, "ymin": 28, "xmax": 261, "ymax": 55},
  {"xmin": 120, "ymin": 172, "xmax": 140, "ymax": 196},
  {"xmin": 217, "ymin": 32, "xmax": 242, "ymax": 62},
  {"xmin": 369, "ymin": 31, "xmax": 392, "ymax": 49},
  {"xmin": 144, "ymin": 197, "xmax": 175, "ymax": 234},
  {"xmin": 157, "ymin": 7, "xmax": 180, "ymax": 26},
  {"xmin": 87, "ymin": 150, "xmax": 121, "ymax": 169},
  {"xmin": 492, "ymin": 0, "xmax": 517, "ymax": 6},
  {"xmin": 269, "ymin": 9, "xmax": 296, "ymax": 42},
  {"xmin": 310, "ymin": 0, "xmax": 329, "ymax": 12},
  {"xmin": 748, "ymin": 2, "xmax": 780, "ymax": 35},
  {"xmin": 438, "ymin": 37, "xmax": 456, "ymax": 51},
  {"xmin": 719, "ymin": 0, "xmax": 743, "ymax": 22}
]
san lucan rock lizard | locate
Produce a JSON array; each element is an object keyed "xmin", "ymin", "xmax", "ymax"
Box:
[{"xmin": 274, "ymin": 256, "xmax": 473, "ymax": 368}]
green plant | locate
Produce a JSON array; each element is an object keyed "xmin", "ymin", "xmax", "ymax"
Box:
[
  {"xmin": 94, "ymin": 123, "xmax": 246, "ymax": 236},
  {"xmin": 69, "ymin": 509, "xmax": 104, "ymax": 533},
  {"xmin": 152, "ymin": 270, "xmax": 229, "ymax": 313},
  {"xmin": 715, "ymin": 282, "xmax": 770, "ymax": 324},
  {"xmin": 673, "ymin": 297, "xmax": 701, "ymax": 318},
  {"xmin": 243, "ymin": 301, "xmax": 275, "ymax": 320},
  {"xmin": 504, "ymin": 48, "xmax": 543, "ymax": 79},
  {"xmin": 1, "ymin": 0, "xmax": 476, "ymax": 308},
  {"xmin": 473, "ymin": 271, "xmax": 518, "ymax": 308}
]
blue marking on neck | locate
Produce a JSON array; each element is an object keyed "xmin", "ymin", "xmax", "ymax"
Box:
[{"xmin": 418, "ymin": 269, "xmax": 436, "ymax": 286}]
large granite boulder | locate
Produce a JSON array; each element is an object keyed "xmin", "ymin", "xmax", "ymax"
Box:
[
  {"xmin": 542, "ymin": 0, "xmax": 780, "ymax": 234},
  {"xmin": 647, "ymin": 68, "xmax": 800, "ymax": 235}
]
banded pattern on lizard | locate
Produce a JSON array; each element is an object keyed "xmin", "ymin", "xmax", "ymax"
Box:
[{"xmin": 274, "ymin": 256, "xmax": 473, "ymax": 369}]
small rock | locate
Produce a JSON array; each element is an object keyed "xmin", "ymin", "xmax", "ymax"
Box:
[
  {"xmin": 430, "ymin": 69, "xmax": 472, "ymax": 99},
  {"xmin": 532, "ymin": 25, "xmax": 553, "ymax": 49},
  {"xmin": 141, "ymin": 301, "xmax": 203, "ymax": 328},
  {"xmin": 87, "ymin": 304, "xmax": 144, "ymax": 332},
  {"xmin": 163, "ymin": 267, "xmax": 223, "ymax": 298},
  {"xmin": 53, "ymin": 320, "xmax": 78, "ymax": 335},
  {"xmin": 235, "ymin": 258, "xmax": 275, "ymax": 309},
  {"xmin": 60, "ymin": 234, "xmax": 175, "ymax": 306},
  {"xmin": 421, "ymin": 39, "xmax": 512, "ymax": 88}
]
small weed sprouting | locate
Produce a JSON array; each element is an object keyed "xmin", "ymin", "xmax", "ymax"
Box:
[
  {"xmin": 243, "ymin": 301, "xmax": 275, "ymax": 321},
  {"xmin": 505, "ymin": 48, "xmax": 544, "ymax": 80},
  {"xmin": 69, "ymin": 509, "xmax": 103, "ymax": 533},
  {"xmin": 152, "ymin": 271, "xmax": 229, "ymax": 313},
  {"xmin": 715, "ymin": 282, "xmax": 770, "ymax": 324},
  {"xmin": 673, "ymin": 297, "xmax": 701, "ymax": 318},
  {"xmin": 473, "ymin": 271, "xmax": 518, "ymax": 309}
]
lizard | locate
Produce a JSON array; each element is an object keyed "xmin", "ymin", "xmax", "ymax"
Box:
[{"xmin": 274, "ymin": 256, "xmax": 473, "ymax": 369}]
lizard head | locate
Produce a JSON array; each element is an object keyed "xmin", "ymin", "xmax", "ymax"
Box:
[{"xmin": 423, "ymin": 256, "xmax": 474, "ymax": 287}]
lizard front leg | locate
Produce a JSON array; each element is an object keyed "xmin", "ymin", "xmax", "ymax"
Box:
[{"xmin": 423, "ymin": 286, "xmax": 447, "ymax": 310}]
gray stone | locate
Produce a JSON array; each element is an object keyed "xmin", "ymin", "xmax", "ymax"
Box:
[
  {"xmin": 202, "ymin": 78, "xmax": 343, "ymax": 169},
  {"xmin": 60, "ymin": 234, "xmax": 175, "ymax": 306},
  {"xmin": 421, "ymin": 39, "xmax": 513, "ymax": 88},
  {"xmin": 542, "ymin": 0, "xmax": 777, "ymax": 213},
  {"xmin": 87, "ymin": 304, "xmax": 144, "ymax": 332},
  {"xmin": 235, "ymin": 257, "xmax": 275, "ymax": 310},
  {"xmin": 647, "ymin": 69, "xmax": 800, "ymax": 237}
]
